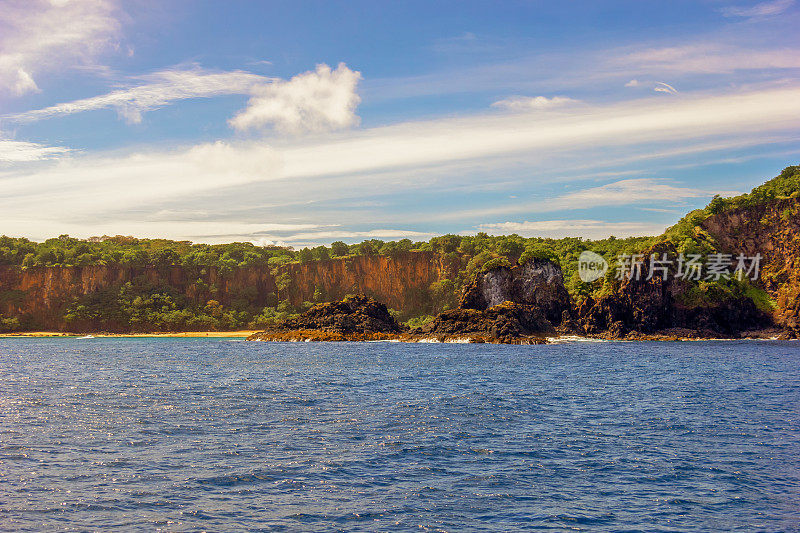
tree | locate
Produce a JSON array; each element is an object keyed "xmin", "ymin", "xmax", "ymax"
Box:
[
  {"xmin": 330, "ymin": 241, "xmax": 348, "ymax": 257},
  {"xmin": 431, "ymin": 234, "xmax": 460, "ymax": 253},
  {"xmin": 299, "ymin": 248, "xmax": 314, "ymax": 263},
  {"xmin": 151, "ymin": 249, "xmax": 180, "ymax": 268},
  {"xmin": 359, "ymin": 240, "xmax": 377, "ymax": 256},
  {"xmin": 312, "ymin": 246, "xmax": 330, "ymax": 261}
]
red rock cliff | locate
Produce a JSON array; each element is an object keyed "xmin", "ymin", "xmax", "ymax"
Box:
[
  {"xmin": 0, "ymin": 251, "xmax": 463, "ymax": 330},
  {"xmin": 701, "ymin": 197, "xmax": 800, "ymax": 333},
  {"xmin": 0, "ymin": 265, "xmax": 276, "ymax": 330},
  {"xmin": 281, "ymin": 251, "xmax": 464, "ymax": 312}
]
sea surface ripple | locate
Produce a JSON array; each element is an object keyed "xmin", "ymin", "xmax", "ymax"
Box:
[{"xmin": 1, "ymin": 338, "xmax": 798, "ymax": 532}]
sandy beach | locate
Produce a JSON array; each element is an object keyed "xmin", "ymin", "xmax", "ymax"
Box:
[{"xmin": 0, "ymin": 331, "xmax": 260, "ymax": 338}]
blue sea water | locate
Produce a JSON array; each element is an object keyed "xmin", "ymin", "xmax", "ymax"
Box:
[{"xmin": 0, "ymin": 339, "xmax": 799, "ymax": 532}]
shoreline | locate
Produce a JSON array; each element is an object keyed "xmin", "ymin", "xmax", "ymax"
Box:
[
  {"xmin": 1, "ymin": 330, "xmax": 793, "ymax": 342},
  {"xmin": 0, "ymin": 330, "xmax": 260, "ymax": 338}
]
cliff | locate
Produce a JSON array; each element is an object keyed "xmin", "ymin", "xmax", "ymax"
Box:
[
  {"xmin": 701, "ymin": 197, "xmax": 800, "ymax": 335},
  {"xmin": 0, "ymin": 251, "xmax": 460, "ymax": 331},
  {"xmin": 280, "ymin": 251, "xmax": 463, "ymax": 311},
  {"xmin": 0, "ymin": 265, "xmax": 277, "ymax": 331}
]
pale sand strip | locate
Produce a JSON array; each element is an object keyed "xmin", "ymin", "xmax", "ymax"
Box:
[{"xmin": 0, "ymin": 331, "xmax": 259, "ymax": 338}]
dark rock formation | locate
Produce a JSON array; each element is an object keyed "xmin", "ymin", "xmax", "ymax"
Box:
[
  {"xmin": 406, "ymin": 258, "xmax": 571, "ymax": 343},
  {"xmin": 459, "ymin": 258, "xmax": 572, "ymax": 325},
  {"xmin": 273, "ymin": 295, "xmax": 402, "ymax": 335},
  {"xmin": 579, "ymin": 242, "xmax": 774, "ymax": 338},
  {"xmin": 417, "ymin": 301, "xmax": 551, "ymax": 343}
]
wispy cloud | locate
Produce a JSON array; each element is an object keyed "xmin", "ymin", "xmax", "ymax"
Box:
[
  {"xmin": 721, "ymin": 0, "xmax": 795, "ymax": 18},
  {"xmin": 0, "ymin": 0, "xmax": 121, "ymax": 96},
  {"xmin": 477, "ymin": 219, "xmax": 668, "ymax": 239},
  {"xmin": 0, "ymin": 139, "xmax": 71, "ymax": 162},
  {"xmin": 546, "ymin": 178, "xmax": 709, "ymax": 209},
  {"xmin": 439, "ymin": 177, "xmax": 722, "ymax": 222},
  {"xmin": 653, "ymin": 82, "xmax": 678, "ymax": 94},
  {"xmin": 3, "ymin": 62, "xmax": 362, "ymax": 134},
  {"xmin": 4, "ymin": 67, "xmax": 271, "ymax": 124},
  {"xmin": 1, "ymin": 84, "xmax": 798, "ymax": 243},
  {"xmin": 491, "ymin": 95, "xmax": 579, "ymax": 111},
  {"xmin": 229, "ymin": 63, "xmax": 362, "ymax": 134},
  {"xmin": 616, "ymin": 43, "xmax": 800, "ymax": 74}
]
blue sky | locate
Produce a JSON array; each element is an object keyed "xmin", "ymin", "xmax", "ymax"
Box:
[{"xmin": 1, "ymin": 0, "xmax": 799, "ymax": 246}]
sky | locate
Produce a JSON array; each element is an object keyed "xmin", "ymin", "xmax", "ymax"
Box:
[{"xmin": 0, "ymin": 0, "xmax": 799, "ymax": 247}]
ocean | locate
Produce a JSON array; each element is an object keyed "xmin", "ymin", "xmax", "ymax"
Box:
[{"xmin": 1, "ymin": 338, "xmax": 798, "ymax": 532}]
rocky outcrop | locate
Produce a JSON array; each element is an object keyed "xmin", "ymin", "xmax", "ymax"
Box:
[
  {"xmin": 280, "ymin": 295, "xmax": 402, "ymax": 334},
  {"xmin": 578, "ymin": 242, "xmax": 775, "ymax": 338},
  {"xmin": 407, "ymin": 258, "xmax": 570, "ymax": 343},
  {"xmin": 416, "ymin": 301, "xmax": 551, "ymax": 344},
  {"xmin": 459, "ymin": 258, "xmax": 572, "ymax": 325},
  {"xmin": 248, "ymin": 295, "xmax": 405, "ymax": 341}
]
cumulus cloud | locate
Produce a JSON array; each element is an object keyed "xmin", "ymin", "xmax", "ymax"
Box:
[
  {"xmin": 0, "ymin": 0, "xmax": 120, "ymax": 96},
  {"xmin": 491, "ymin": 95, "xmax": 578, "ymax": 111},
  {"xmin": 0, "ymin": 139, "xmax": 71, "ymax": 162},
  {"xmin": 477, "ymin": 219, "xmax": 668, "ymax": 239},
  {"xmin": 229, "ymin": 63, "xmax": 362, "ymax": 134},
  {"xmin": 5, "ymin": 67, "xmax": 272, "ymax": 124},
  {"xmin": 721, "ymin": 0, "xmax": 795, "ymax": 18}
]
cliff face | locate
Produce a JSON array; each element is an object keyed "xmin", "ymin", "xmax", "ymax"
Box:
[
  {"xmin": 701, "ymin": 198, "xmax": 800, "ymax": 334},
  {"xmin": 282, "ymin": 251, "xmax": 463, "ymax": 312},
  {"xmin": 0, "ymin": 251, "xmax": 461, "ymax": 331},
  {"xmin": 0, "ymin": 265, "xmax": 277, "ymax": 330}
]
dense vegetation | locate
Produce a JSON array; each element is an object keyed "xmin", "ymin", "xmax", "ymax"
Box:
[{"xmin": 1, "ymin": 166, "xmax": 797, "ymax": 332}]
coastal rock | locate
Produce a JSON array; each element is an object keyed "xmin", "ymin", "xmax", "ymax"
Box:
[
  {"xmin": 579, "ymin": 242, "xmax": 774, "ymax": 338},
  {"xmin": 459, "ymin": 258, "xmax": 572, "ymax": 325},
  {"xmin": 263, "ymin": 294, "xmax": 403, "ymax": 337},
  {"xmin": 416, "ymin": 301, "xmax": 551, "ymax": 344}
]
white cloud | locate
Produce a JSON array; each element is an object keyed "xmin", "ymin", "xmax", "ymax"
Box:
[
  {"xmin": 1, "ymin": 84, "xmax": 799, "ymax": 242},
  {"xmin": 5, "ymin": 67, "xmax": 272, "ymax": 124},
  {"xmin": 229, "ymin": 63, "xmax": 362, "ymax": 134},
  {"xmin": 491, "ymin": 95, "xmax": 579, "ymax": 111},
  {"xmin": 280, "ymin": 229, "xmax": 433, "ymax": 241},
  {"xmin": 0, "ymin": 0, "xmax": 120, "ymax": 96},
  {"xmin": 440, "ymin": 176, "xmax": 723, "ymax": 222},
  {"xmin": 721, "ymin": 0, "xmax": 795, "ymax": 18},
  {"xmin": 477, "ymin": 219, "xmax": 668, "ymax": 239},
  {"xmin": 546, "ymin": 178, "xmax": 708, "ymax": 209},
  {"xmin": 617, "ymin": 44, "xmax": 800, "ymax": 74},
  {"xmin": 625, "ymin": 79, "xmax": 641, "ymax": 87},
  {"xmin": 0, "ymin": 139, "xmax": 71, "ymax": 162},
  {"xmin": 0, "ymin": 218, "xmax": 333, "ymax": 244}
]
